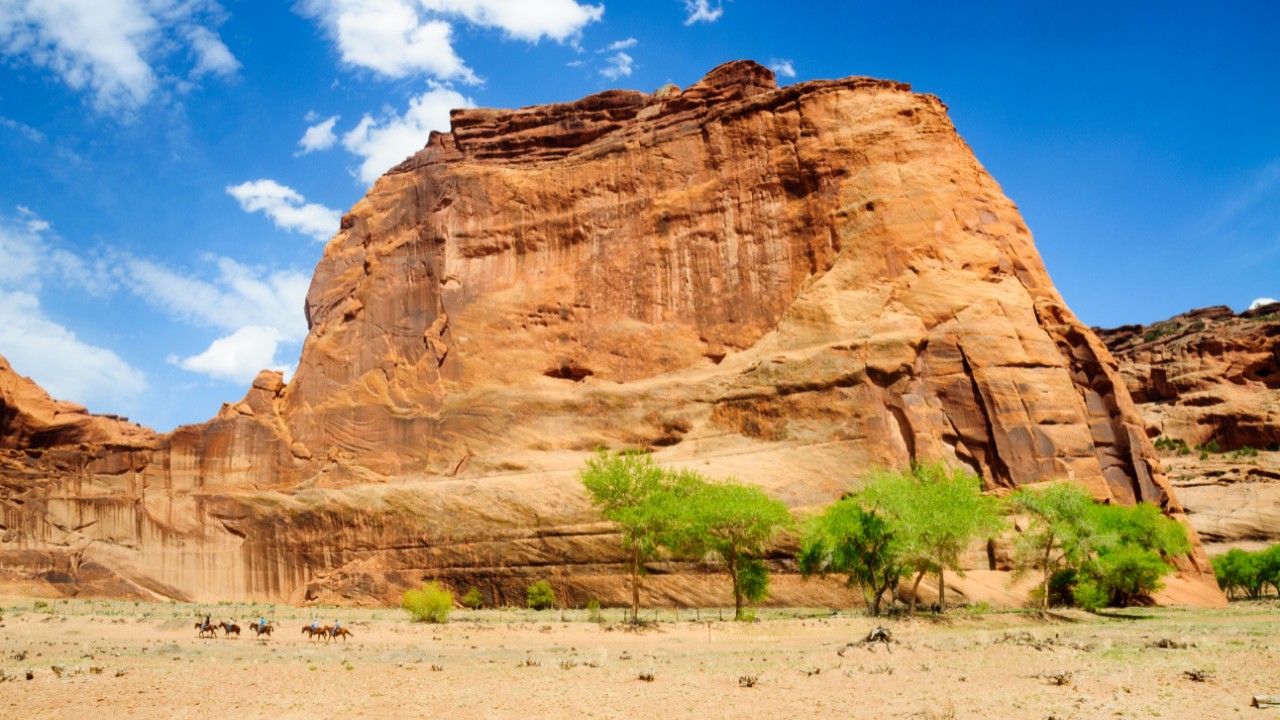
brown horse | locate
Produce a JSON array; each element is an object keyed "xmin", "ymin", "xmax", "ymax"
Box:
[
  {"xmin": 195, "ymin": 621, "xmax": 218, "ymax": 639},
  {"xmin": 301, "ymin": 624, "xmax": 330, "ymax": 641},
  {"xmin": 250, "ymin": 621, "xmax": 274, "ymax": 638},
  {"xmin": 329, "ymin": 626, "xmax": 353, "ymax": 642},
  {"xmin": 219, "ymin": 620, "xmax": 241, "ymax": 638}
]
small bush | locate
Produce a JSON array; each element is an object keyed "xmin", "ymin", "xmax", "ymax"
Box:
[
  {"xmin": 1198, "ymin": 438, "xmax": 1222, "ymax": 454},
  {"xmin": 1231, "ymin": 446, "xmax": 1259, "ymax": 459},
  {"xmin": 526, "ymin": 580, "xmax": 556, "ymax": 610},
  {"xmin": 401, "ymin": 581, "xmax": 453, "ymax": 623},
  {"xmin": 1071, "ymin": 579, "xmax": 1109, "ymax": 612},
  {"xmin": 461, "ymin": 587, "xmax": 484, "ymax": 610},
  {"xmin": 586, "ymin": 598, "xmax": 603, "ymax": 623},
  {"xmin": 1154, "ymin": 436, "xmax": 1191, "ymax": 456}
]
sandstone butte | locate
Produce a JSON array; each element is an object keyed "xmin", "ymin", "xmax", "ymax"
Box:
[{"xmin": 0, "ymin": 61, "xmax": 1225, "ymax": 608}]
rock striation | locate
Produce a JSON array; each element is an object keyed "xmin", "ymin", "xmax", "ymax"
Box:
[
  {"xmin": 1099, "ymin": 304, "xmax": 1280, "ymax": 556},
  {"xmin": 0, "ymin": 61, "xmax": 1223, "ymax": 607}
]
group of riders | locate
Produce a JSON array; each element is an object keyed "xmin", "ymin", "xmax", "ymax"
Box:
[{"xmin": 197, "ymin": 614, "xmax": 348, "ymax": 641}]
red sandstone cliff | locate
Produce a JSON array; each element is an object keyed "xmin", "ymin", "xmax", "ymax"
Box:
[{"xmin": 0, "ymin": 61, "xmax": 1224, "ymax": 607}]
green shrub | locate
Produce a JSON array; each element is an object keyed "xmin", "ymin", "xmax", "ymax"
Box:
[
  {"xmin": 586, "ymin": 598, "xmax": 603, "ymax": 623},
  {"xmin": 1199, "ymin": 438, "xmax": 1223, "ymax": 454},
  {"xmin": 1154, "ymin": 436, "xmax": 1191, "ymax": 456},
  {"xmin": 1230, "ymin": 446, "xmax": 1259, "ymax": 459},
  {"xmin": 526, "ymin": 580, "xmax": 556, "ymax": 610},
  {"xmin": 1071, "ymin": 578, "xmax": 1109, "ymax": 612},
  {"xmin": 401, "ymin": 581, "xmax": 453, "ymax": 623},
  {"xmin": 461, "ymin": 587, "xmax": 484, "ymax": 610}
]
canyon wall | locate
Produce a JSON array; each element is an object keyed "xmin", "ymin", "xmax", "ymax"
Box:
[
  {"xmin": 0, "ymin": 61, "xmax": 1223, "ymax": 608},
  {"xmin": 1099, "ymin": 304, "xmax": 1280, "ymax": 556}
]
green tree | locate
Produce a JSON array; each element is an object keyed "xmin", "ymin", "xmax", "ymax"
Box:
[
  {"xmin": 797, "ymin": 499, "xmax": 903, "ymax": 616},
  {"xmin": 461, "ymin": 587, "xmax": 485, "ymax": 610},
  {"xmin": 1212, "ymin": 547, "xmax": 1264, "ymax": 600},
  {"xmin": 401, "ymin": 581, "xmax": 453, "ymax": 623},
  {"xmin": 663, "ymin": 476, "xmax": 793, "ymax": 620},
  {"xmin": 1258, "ymin": 545, "xmax": 1280, "ymax": 597},
  {"xmin": 1076, "ymin": 502, "xmax": 1190, "ymax": 607},
  {"xmin": 1007, "ymin": 481, "xmax": 1098, "ymax": 611},
  {"xmin": 526, "ymin": 579, "xmax": 556, "ymax": 610},
  {"xmin": 861, "ymin": 463, "xmax": 1005, "ymax": 614},
  {"xmin": 579, "ymin": 449, "xmax": 680, "ymax": 623}
]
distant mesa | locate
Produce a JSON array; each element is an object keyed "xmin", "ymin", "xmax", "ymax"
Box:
[{"xmin": 0, "ymin": 60, "xmax": 1224, "ymax": 608}]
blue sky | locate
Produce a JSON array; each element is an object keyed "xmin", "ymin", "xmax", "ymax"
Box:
[{"xmin": 1, "ymin": 0, "xmax": 1277, "ymax": 432}]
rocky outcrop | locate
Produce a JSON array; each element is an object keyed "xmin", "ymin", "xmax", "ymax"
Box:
[
  {"xmin": 1098, "ymin": 304, "xmax": 1280, "ymax": 450},
  {"xmin": 1099, "ymin": 304, "xmax": 1280, "ymax": 557},
  {"xmin": 0, "ymin": 356, "xmax": 154, "ymax": 451},
  {"xmin": 0, "ymin": 61, "xmax": 1223, "ymax": 607}
]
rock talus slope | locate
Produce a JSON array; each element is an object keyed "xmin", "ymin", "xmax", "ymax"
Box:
[{"xmin": 0, "ymin": 62, "xmax": 1223, "ymax": 607}]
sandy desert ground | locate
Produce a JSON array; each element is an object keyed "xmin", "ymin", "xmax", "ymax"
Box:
[{"xmin": 1, "ymin": 597, "xmax": 1277, "ymax": 719}]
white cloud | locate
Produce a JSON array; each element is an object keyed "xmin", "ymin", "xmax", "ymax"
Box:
[
  {"xmin": 0, "ymin": 212, "xmax": 144, "ymax": 409},
  {"xmin": 296, "ymin": 0, "xmax": 603, "ymax": 81},
  {"xmin": 599, "ymin": 51, "xmax": 633, "ymax": 81},
  {"xmin": 298, "ymin": 0, "xmax": 475, "ymax": 82},
  {"xmin": 0, "ymin": 0, "xmax": 239, "ymax": 112},
  {"xmin": 0, "ymin": 210, "xmax": 49, "ymax": 287},
  {"xmin": 130, "ymin": 257, "xmax": 309, "ymax": 384},
  {"xmin": 0, "ymin": 290, "xmax": 147, "ymax": 410},
  {"xmin": 16, "ymin": 205, "xmax": 50, "ymax": 233},
  {"xmin": 125, "ymin": 256, "xmax": 311, "ymax": 344},
  {"xmin": 681, "ymin": 0, "xmax": 723, "ymax": 25},
  {"xmin": 768, "ymin": 58, "xmax": 795, "ymax": 79},
  {"xmin": 226, "ymin": 179, "xmax": 341, "ymax": 242},
  {"xmin": 342, "ymin": 84, "xmax": 474, "ymax": 184},
  {"xmin": 1, "ymin": 115, "xmax": 46, "ymax": 143},
  {"xmin": 1249, "ymin": 297, "xmax": 1278, "ymax": 310},
  {"xmin": 422, "ymin": 0, "xmax": 604, "ymax": 41},
  {"xmin": 171, "ymin": 325, "xmax": 291, "ymax": 384},
  {"xmin": 297, "ymin": 114, "xmax": 340, "ymax": 155},
  {"xmin": 2, "ymin": 207, "xmax": 118, "ymax": 296},
  {"xmin": 184, "ymin": 24, "xmax": 240, "ymax": 78},
  {"xmin": 604, "ymin": 37, "xmax": 637, "ymax": 51}
]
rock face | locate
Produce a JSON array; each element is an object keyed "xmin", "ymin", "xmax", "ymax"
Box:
[
  {"xmin": 0, "ymin": 61, "xmax": 1222, "ymax": 607},
  {"xmin": 1099, "ymin": 304, "xmax": 1280, "ymax": 556},
  {"xmin": 0, "ymin": 356, "xmax": 154, "ymax": 450},
  {"xmin": 1097, "ymin": 304, "xmax": 1280, "ymax": 450}
]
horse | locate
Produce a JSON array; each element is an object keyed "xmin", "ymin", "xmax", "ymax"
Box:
[
  {"xmin": 195, "ymin": 621, "xmax": 218, "ymax": 639},
  {"xmin": 250, "ymin": 621, "xmax": 274, "ymax": 638},
  {"xmin": 219, "ymin": 620, "xmax": 241, "ymax": 638},
  {"xmin": 329, "ymin": 626, "xmax": 353, "ymax": 643},
  {"xmin": 301, "ymin": 624, "xmax": 330, "ymax": 641}
]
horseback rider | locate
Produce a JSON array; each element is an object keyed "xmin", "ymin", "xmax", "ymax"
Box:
[
  {"xmin": 333, "ymin": 619, "xmax": 340, "ymax": 634},
  {"xmin": 310, "ymin": 619, "xmax": 319, "ymax": 633},
  {"xmin": 202, "ymin": 614, "xmax": 211, "ymax": 631},
  {"xmin": 259, "ymin": 616, "xmax": 266, "ymax": 630}
]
